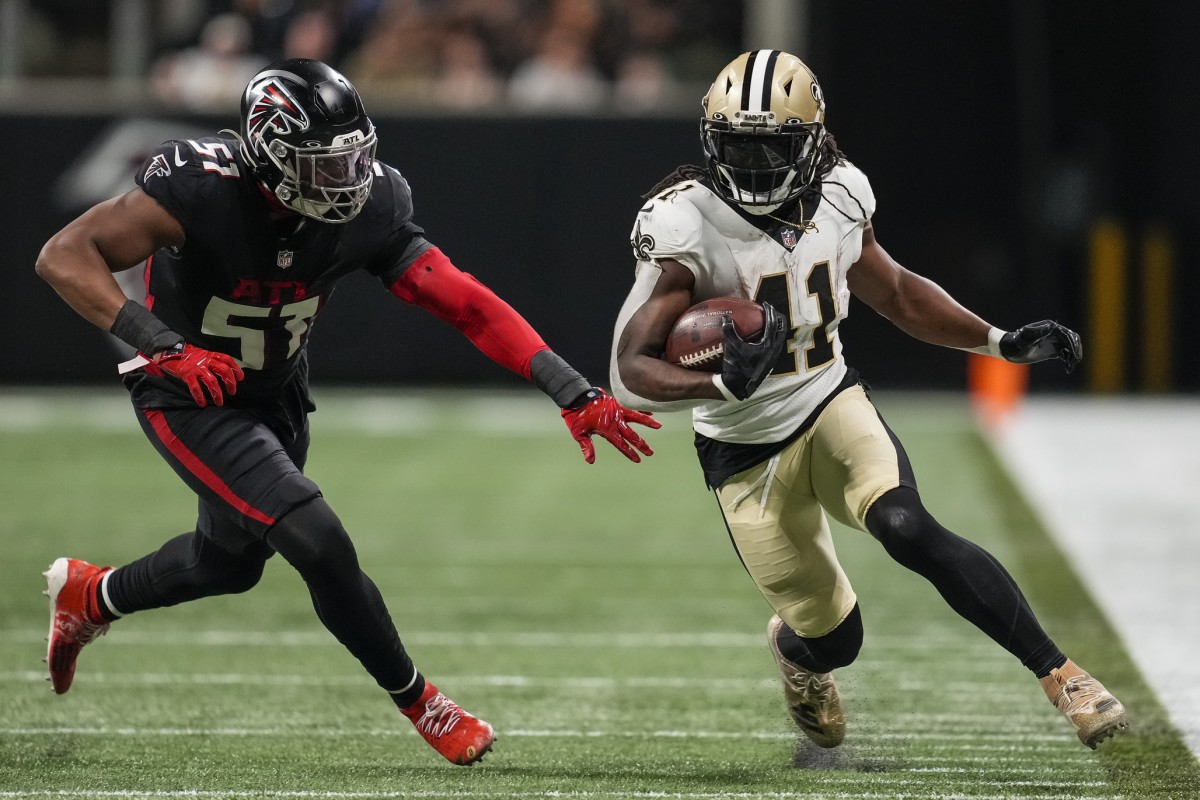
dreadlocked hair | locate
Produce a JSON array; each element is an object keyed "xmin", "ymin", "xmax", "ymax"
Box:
[
  {"xmin": 813, "ymin": 130, "xmax": 847, "ymax": 181},
  {"xmin": 641, "ymin": 131, "xmax": 848, "ymax": 201},
  {"xmin": 641, "ymin": 164, "xmax": 708, "ymax": 200}
]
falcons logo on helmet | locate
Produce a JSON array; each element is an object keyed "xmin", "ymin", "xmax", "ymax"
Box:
[{"xmin": 246, "ymin": 79, "xmax": 310, "ymax": 145}]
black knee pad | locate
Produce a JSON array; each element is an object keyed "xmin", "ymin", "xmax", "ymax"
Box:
[
  {"xmin": 266, "ymin": 497, "xmax": 359, "ymax": 580},
  {"xmin": 866, "ymin": 486, "xmax": 938, "ymax": 557},
  {"xmin": 778, "ymin": 605, "xmax": 864, "ymax": 672}
]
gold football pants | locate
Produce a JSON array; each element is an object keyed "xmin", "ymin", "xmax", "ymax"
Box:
[{"xmin": 715, "ymin": 385, "xmax": 902, "ymax": 637}]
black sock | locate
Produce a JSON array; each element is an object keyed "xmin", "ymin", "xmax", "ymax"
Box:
[
  {"xmin": 391, "ymin": 673, "xmax": 428, "ymax": 710},
  {"xmin": 1025, "ymin": 642, "xmax": 1068, "ymax": 678}
]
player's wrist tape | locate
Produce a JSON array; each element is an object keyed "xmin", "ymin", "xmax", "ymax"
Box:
[
  {"xmin": 110, "ymin": 300, "xmax": 184, "ymax": 357},
  {"xmin": 712, "ymin": 374, "xmax": 740, "ymax": 402},
  {"xmin": 957, "ymin": 326, "xmax": 1005, "ymax": 358},
  {"xmin": 530, "ymin": 350, "xmax": 593, "ymax": 408}
]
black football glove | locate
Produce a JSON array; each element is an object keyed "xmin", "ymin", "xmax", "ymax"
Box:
[
  {"xmin": 718, "ymin": 302, "xmax": 787, "ymax": 400},
  {"xmin": 999, "ymin": 320, "xmax": 1083, "ymax": 373}
]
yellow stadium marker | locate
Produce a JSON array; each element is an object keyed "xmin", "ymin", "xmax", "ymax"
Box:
[
  {"xmin": 1087, "ymin": 220, "xmax": 1127, "ymax": 393},
  {"xmin": 1140, "ymin": 226, "xmax": 1174, "ymax": 392}
]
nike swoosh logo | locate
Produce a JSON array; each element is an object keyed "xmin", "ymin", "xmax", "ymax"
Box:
[{"xmin": 174, "ymin": 147, "xmax": 186, "ymax": 167}]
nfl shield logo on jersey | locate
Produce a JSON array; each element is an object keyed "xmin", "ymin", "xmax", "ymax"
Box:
[
  {"xmin": 277, "ymin": 250, "xmax": 294, "ymax": 268},
  {"xmin": 780, "ymin": 228, "xmax": 798, "ymax": 249}
]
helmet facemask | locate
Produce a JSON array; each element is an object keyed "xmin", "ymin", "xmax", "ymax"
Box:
[
  {"xmin": 702, "ymin": 116, "xmax": 824, "ymax": 213},
  {"xmin": 700, "ymin": 50, "xmax": 828, "ymax": 214},
  {"xmin": 260, "ymin": 127, "xmax": 377, "ymax": 223}
]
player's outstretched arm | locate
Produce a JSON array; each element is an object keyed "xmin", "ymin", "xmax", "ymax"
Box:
[
  {"xmin": 847, "ymin": 221, "xmax": 996, "ymax": 350},
  {"xmin": 847, "ymin": 223, "xmax": 1082, "ymax": 374},
  {"xmin": 36, "ymin": 187, "xmax": 244, "ymax": 406},
  {"xmin": 390, "ymin": 246, "xmax": 660, "ymax": 463}
]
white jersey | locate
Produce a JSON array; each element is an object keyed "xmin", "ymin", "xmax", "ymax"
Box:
[{"xmin": 609, "ymin": 163, "xmax": 876, "ymax": 444}]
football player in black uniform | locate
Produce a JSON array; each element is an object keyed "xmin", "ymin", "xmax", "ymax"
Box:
[{"xmin": 35, "ymin": 58, "xmax": 660, "ymax": 767}]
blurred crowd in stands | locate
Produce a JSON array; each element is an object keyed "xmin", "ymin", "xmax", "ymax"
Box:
[{"xmin": 25, "ymin": 0, "xmax": 744, "ymax": 112}]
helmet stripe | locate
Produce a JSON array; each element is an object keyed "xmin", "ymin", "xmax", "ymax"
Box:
[
  {"xmin": 746, "ymin": 49, "xmax": 777, "ymax": 113},
  {"xmin": 740, "ymin": 50, "xmax": 760, "ymax": 112},
  {"xmin": 759, "ymin": 50, "xmax": 781, "ymax": 112}
]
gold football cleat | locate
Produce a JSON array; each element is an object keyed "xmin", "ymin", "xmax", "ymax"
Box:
[
  {"xmin": 1040, "ymin": 659, "xmax": 1129, "ymax": 749},
  {"xmin": 767, "ymin": 614, "xmax": 846, "ymax": 748}
]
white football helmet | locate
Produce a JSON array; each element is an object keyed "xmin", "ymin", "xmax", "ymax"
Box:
[{"xmin": 701, "ymin": 50, "xmax": 826, "ymax": 214}]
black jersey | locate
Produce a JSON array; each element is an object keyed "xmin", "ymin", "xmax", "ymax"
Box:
[{"xmin": 127, "ymin": 134, "xmax": 426, "ymax": 406}]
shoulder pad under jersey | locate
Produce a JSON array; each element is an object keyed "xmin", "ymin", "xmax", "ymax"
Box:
[
  {"xmin": 137, "ymin": 136, "xmax": 243, "ymax": 184},
  {"xmin": 818, "ymin": 161, "xmax": 876, "ymax": 223},
  {"xmin": 355, "ymin": 160, "xmax": 417, "ymax": 229},
  {"xmin": 136, "ymin": 137, "xmax": 244, "ymax": 228},
  {"xmin": 629, "ymin": 180, "xmax": 707, "ymax": 263}
]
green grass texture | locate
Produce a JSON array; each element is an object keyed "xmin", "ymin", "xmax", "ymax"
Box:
[{"xmin": 0, "ymin": 388, "xmax": 1196, "ymax": 799}]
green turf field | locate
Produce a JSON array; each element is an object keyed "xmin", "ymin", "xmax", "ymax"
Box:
[{"xmin": 1, "ymin": 388, "xmax": 1196, "ymax": 799}]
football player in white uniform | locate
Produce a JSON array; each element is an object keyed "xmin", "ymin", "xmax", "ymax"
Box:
[{"xmin": 610, "ymin": 50, "xmax": 1127, "ymax": 751}]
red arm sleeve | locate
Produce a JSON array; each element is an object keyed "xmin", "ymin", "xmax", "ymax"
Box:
[{"xmin": 389, "ymin": 246, "xmax": 550, "ymax": 378}]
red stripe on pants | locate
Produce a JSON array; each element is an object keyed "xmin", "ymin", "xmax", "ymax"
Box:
[{"xmin": 142, "ymin": 408, "xmax": 277, "ymax": 527}]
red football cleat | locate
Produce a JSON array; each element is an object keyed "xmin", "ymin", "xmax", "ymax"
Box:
[
  {"xmin": 43, "ymin": 558, "xmax": 112, "ymax": 695},
  {"xmin": 400, "ymin": 682, "xmax": 495, "ymax": 765}
]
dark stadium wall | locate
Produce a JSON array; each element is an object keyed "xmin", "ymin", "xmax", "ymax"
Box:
[
  {"xmin": 4, "ymin": 112, "xmax": 1013, "ymax": 392},
  {"xmin": 5, "ymin": 2, "xmax": 1195, "ymax": 392}
]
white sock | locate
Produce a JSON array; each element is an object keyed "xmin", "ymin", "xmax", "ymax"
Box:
[{"xmin": 98, "ymin": 569, "xmax": 126, "ymax": 618}]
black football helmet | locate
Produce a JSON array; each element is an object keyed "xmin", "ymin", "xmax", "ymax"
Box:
[
  {"xmin": 234, "ymin": 59, "xmax": 377, "ymax": 223},
  {"xmin": 701, "ymin": 50, "xmax": 826, "ymax": 214}
]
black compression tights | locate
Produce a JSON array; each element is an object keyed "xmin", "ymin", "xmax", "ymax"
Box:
[
  {"xmin": 865, "ymin": 486, "xmax": 1064, "ymax": 677},
  {"xmin": 107, "ymin": 531, "xmax": 268, "ymax": 611},
  {"xmin": 108, "ymin": 498, "xmax": 423, "ymax": 704},
  {"xmin": 265, "ymin": 498, "xmax": 423, "ymax": 703}
]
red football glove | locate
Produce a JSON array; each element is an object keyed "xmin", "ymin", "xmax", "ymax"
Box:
[
  {"xmin": 143, "ymin": 344, "xmax": 244, "ymax": 408},
  {"xmin": 560, "ymin": 388, "xmax": 661, "ymax": 464}
]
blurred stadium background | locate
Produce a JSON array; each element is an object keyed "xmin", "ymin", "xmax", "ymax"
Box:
[
  {"xmin": 3, "ymin": 1, "xmax": 1200, "ymax": 797},
  {"xmin": 2, "ymin": 0, "xmax": 1198, "ymax": 391}
]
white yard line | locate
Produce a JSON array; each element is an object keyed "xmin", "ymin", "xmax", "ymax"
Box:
[
  {"xmin": 0, "ymin": 726, "xmax": 1075, "ymax": 744},
  {"xmin": 0, "ymin": 629, "xmax": 987, "ymax": 649},
  {"xmin": 987, "ymin": 396, "xmax": 1200, "ymax": 760},
  {"xmin": 0, "ymin": 792, "xmax": 1118, "ymax": 800},
  {"xmin": 0, "ymin": 670, "xmax": 763, "ymax": 690},
  {"xmin": 0, "ymin": 671, "xmax": 1036, "ymax": 705}
]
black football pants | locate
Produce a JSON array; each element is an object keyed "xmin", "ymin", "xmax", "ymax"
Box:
[{"xmin": 105, "ymin": 402, "xmax": 423, "ymax": 702}]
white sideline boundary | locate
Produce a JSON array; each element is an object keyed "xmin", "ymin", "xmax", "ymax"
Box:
[{"xmin": 986, "ymin": 396, "xmax": 1200, "ymax": 760}]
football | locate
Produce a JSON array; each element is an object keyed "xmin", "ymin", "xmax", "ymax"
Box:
[{"xmin": 665, "ymin": 296, "xmax": 766, "ymax": 372}]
